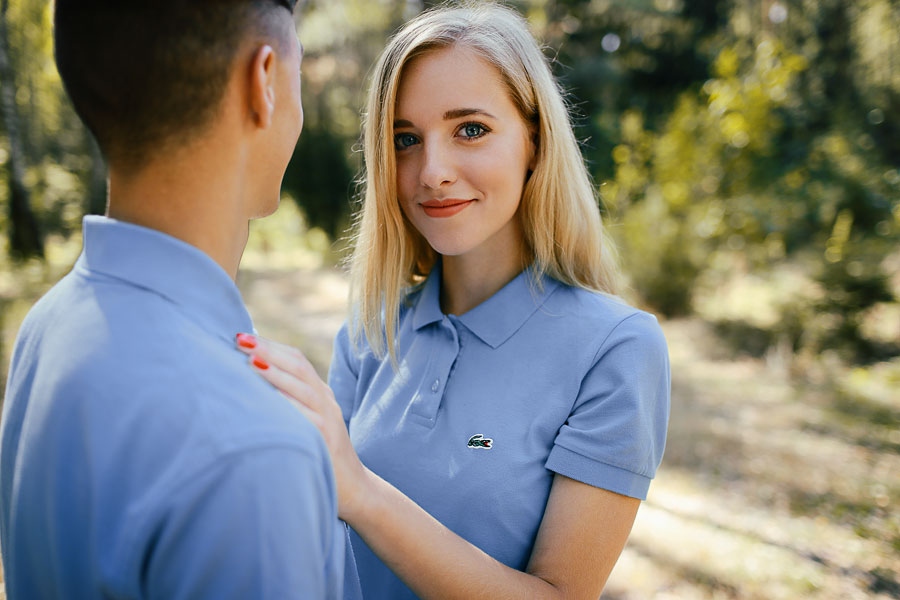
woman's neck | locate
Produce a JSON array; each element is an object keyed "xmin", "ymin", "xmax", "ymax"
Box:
[{"xmin": 439, "ymin": 232, "xmax": 530, "ymax": 316}]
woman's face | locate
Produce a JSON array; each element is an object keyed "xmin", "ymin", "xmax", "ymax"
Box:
[{"xmin": 393, "ymin": 45, "xmax": 535, "ymax": 262}]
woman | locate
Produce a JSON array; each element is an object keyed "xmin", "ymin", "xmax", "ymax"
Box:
[{"xmin": 237, "ymin": 2, "xmax": 670, "ymax": 597}]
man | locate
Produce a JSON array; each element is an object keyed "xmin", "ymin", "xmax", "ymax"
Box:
[{"xmin": 0, "ymin": 1, "xmax": 357, "ymax": 597}]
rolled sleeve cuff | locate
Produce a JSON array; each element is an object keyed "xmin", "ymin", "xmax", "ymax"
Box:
[{"xmin": 545, "ymin": 445, "xmax": 652, "ymax": 500}]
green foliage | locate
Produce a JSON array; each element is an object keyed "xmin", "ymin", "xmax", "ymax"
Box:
[
  {"xmin": 551, "ymin": 0, "xmax": 899, "ymax": 362},
  {"xmin": 282, "ymin": 124, "xmax": 355, "ymax": 240},
  {"xmin": 1, "ymin": 0, "xmax": 897, "ymax": 364},
  {"xmin": 1, "ymin": 0, "xmax": 95, "ymax": 249},
  {"xmin": 601, "ymin": 35, "xmax": 812, "ymax": 314},
  {"xmin": 815, "ymin": 237, "xmax": 896, "ymax": 361}
]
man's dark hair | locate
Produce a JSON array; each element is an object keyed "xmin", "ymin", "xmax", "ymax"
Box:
[{"xmin": 53, "ymin": 0, "xmax": 298, "ymax": 171}]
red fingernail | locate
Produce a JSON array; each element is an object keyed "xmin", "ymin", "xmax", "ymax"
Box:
[
  {"xmin": 236, "ymin": 333, "xmax": 257, "ymax": 349},
  {"xmin": 251, "ymin": 355, "xmax": 270, "ymax": 370}
]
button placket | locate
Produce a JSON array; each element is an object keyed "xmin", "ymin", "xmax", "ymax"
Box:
[{"xmin": 409, "ymin": 316, "xmax": 459, "ymax": 425}]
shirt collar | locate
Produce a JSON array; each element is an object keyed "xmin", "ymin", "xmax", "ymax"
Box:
[
  {"xmin": 76, "ymin": 216, "xmax": 254, "ymax": 344},
  {"xmin": 411, "ymin": 262, "xmax": 560, "ymax": 349}
]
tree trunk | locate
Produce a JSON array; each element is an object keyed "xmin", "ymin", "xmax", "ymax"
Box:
[{"xmin": 0, "ymin": 0, "xmax": 44, "ymax": 260}]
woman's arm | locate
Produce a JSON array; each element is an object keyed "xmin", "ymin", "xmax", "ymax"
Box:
[
  {"xmin": 351, "ymin": 469, "xmax": 638, "ymax": 599},
  {"xmin": 237, "ymin": 335, "xmax": 640, "ymax": 599}
]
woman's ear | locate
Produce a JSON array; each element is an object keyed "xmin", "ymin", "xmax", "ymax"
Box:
[{"xmin": 248, "ymin": 45, "xmax": 277, "ymax": 128}]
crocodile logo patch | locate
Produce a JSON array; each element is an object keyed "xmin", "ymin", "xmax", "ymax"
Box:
[{"xmin": 467, "ymin": 434, "xmax": 493, "ymax": 449}]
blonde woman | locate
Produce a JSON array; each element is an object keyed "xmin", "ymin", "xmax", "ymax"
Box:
[{"xmin": 237, "ymin": 2, "xmax": 670, "ymax": 597}]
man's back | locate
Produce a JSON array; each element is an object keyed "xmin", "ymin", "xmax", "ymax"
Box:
[{"xmin": 0, "ymin": 217, "xmax": 347, "ymax": 598}]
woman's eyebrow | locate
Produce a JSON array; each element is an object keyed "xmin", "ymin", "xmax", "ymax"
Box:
[
  {"xmin": 443, "ymin": 108, "xmax": 496, "ymax": 120},
  {"xmin": 393, "ymin": 108, "xmax": 497, "ymax": 129}
]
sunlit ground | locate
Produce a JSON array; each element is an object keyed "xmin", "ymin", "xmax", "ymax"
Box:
[
  {"xmin": 0, "ymin": 200, "xmax": 897, "ymax": 598},
  {"xmin": 606, "ymin": 319, "xmax": 899, "ymax": 599}
]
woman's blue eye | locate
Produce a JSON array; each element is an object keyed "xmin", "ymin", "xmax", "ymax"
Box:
[
  {"xmin": 394, "ymin": 133, "xmax": 419, "ymax": 150},
  {"xmin": 460, "ymin": 123, "xmax": 487, "ymax": 138}
]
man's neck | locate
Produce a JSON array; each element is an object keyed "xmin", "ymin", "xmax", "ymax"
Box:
[{"xmin": 107, "ymin": 152, "xmax": 250, "ymax": 280}]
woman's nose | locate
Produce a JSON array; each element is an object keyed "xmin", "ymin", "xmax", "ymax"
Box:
[{"xmin": 419, "ymin": 141, "xmax": 457, "ymax": 189}]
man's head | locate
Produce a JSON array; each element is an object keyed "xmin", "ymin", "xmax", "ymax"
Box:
[{"xmin": 53, "ymin": 0, "xmax": 299, "ymax": 173}]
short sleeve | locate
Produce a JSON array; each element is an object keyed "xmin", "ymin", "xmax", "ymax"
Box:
[
  {"xmin": 545, "ymin": 311, "xmax": 671, "ymax": 500},
  {"xmin": 142, "ymin": 446, "xmax": 344, "ymax": 599},
  {"xmin": 328, "ymin": 322, "xmax": 360, "ymax": 427}
]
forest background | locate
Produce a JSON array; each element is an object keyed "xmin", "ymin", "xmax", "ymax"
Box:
[{"xmin": 0, "ymin": 0, "xmax": 897, "ymax": 598}]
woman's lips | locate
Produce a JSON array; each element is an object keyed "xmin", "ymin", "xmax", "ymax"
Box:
[{"xmin": 420, "ymin": 198, "xmax": 475, "ymax": 218}]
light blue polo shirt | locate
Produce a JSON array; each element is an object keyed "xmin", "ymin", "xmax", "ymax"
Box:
[
  {"xmin": 329, "ymin": 264, "xmax": 670, "ymax": 598},
  {"xmin": 0, "ymin": 216, "xmax": 359, "ymax": 599}
]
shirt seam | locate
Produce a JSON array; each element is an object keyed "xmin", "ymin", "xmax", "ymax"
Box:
[{"xmin": 587, "ymin": 311, "xmax": 646, "ymax": 368}]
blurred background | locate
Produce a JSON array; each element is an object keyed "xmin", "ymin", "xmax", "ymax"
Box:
[{"xmin": 0, "ymin": 0, "xmax": 897, "ymax": 598}]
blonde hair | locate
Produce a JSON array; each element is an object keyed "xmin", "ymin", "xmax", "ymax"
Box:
[{"xmin": 348, "ymin": 1, "xmax": 620, "ymax": 358}]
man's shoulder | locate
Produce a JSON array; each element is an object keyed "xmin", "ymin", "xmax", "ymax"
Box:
[{"xmin": 11, "ymin": 266, "xmax": 327, "ymax": 467}]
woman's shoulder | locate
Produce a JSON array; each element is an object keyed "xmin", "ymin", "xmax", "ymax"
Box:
[
  {"xmin": 542, "ymin": 281, "xmax": 667, "ymax": 353},
  {"xmin": 545, "ymin": 280, "xmax": 654, "ymax": 323}
]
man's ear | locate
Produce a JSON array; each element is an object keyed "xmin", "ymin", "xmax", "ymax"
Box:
[{"xmin": 249, "ymin": 45, "xmax": 277, "ymax": 128}]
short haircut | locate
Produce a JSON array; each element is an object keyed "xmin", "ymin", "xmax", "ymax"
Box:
[{"xmin": 53, "ymin": 0, "xmax": 298, "ymax": 171}]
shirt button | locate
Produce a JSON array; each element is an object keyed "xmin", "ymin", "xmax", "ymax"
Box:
[{"xmin": 431, "ymin": 379, "xmax": 440, "ymax": 393}]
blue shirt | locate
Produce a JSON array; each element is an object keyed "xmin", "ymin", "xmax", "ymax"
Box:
[
  {"xmin": 329, "ymin": 265, "xmax": 670, "ymax": 598},
  {"xmin": 1, "ymin": 217, "xmax": 358, "ymax": 599}
]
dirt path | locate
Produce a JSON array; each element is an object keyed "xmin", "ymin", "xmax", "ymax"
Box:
[
  {"xmin": 240, "ymin": 264, "xmax": 900, "ymax": 600},
  {"xmin": 606, "ymin": 320, "xmax": 898, "ymax": 599}
]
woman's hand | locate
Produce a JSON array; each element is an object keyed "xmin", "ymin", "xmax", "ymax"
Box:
[{"xmin": 235, "ymin": 333, "xmax": 370, "ymax": 520}]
